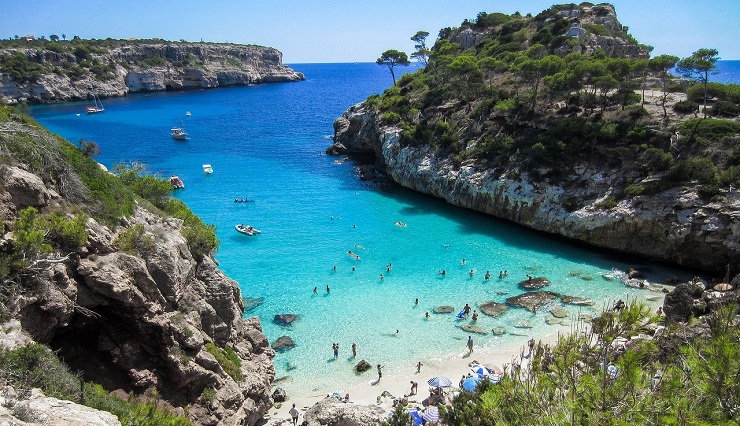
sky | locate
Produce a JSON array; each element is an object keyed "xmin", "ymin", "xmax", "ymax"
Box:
[{"xmin": 2, "ymin": 0, "xmax": 739, "ymax": 63}]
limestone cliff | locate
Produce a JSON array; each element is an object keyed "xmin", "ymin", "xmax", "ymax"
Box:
[
  {"xmin": 329, "ymin": 103, "xmax": 740, "ymax": 274},
  {"xmin": 0, "ymin": 109, "xmax": 274, "ymax": 425},
  {"xmin": 0, "ymin": 41, "xmax": 304, "ymax": 104}
]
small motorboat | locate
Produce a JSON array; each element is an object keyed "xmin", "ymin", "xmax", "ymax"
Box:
[
  {"xmin": 203, "ymin": 164, "xmax": 213, "ymax": 174},
  {"xmin": 186, "ymin": 111, "xmax": 192, "ymax": 116},
  {"xmin": 235, "ymin": 224, "xmax": 261, "ymax": 236},
  {"xmin": 169, "ymin": 175, "xmax": 185, "ymax": 189}
]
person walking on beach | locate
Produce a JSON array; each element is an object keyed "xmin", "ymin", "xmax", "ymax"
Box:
[
  {"xmin": 377, "ymin": 364, "xmax": 384, "ymax": 382},
  {"xmin": 410, "ymin": 380, "xmax": 418, "ymax": 395},
  {"xmin": 352, "ymin": 342, "xmax": 357, "ymax": 358},
  {"xmin": 289, "ymin": 403, "xmax": 299, "ymax": 426},
  {"xmin": 467, "ymin": 336, "xmax": 474, "ymax": 353},
  {"xmin": 416, "ymin": 361, "xmax": 423, "ymax": 373},
  {"xmin": 333, "ymin": 343, "xmax": 339, "ymax": 359}
]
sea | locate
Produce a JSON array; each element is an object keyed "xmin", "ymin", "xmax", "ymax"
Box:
[{"xmin": 30, "ymin": 60, "xmax": 738, "ymax": 397}]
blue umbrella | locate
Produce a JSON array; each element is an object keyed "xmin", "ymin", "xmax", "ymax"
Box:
[
  {"xmin": 427, "ymin": 376, "xmax": 453, "ymax": 388},
  {"xmin": 462, "ymin": 376, "xmax": 481, "ymax": 391}
]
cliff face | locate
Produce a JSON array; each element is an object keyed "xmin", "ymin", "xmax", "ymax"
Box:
[
  {"xmin": 0, "ymin": 123, "xmax": 274, "ymax": 424},
  {"xmin": 329, "ymin": 104, "xmax": 740, "ymax": 273},
  {"xmin": 0, "ymin": 41, "xmax": 304, "ymax": 104}
]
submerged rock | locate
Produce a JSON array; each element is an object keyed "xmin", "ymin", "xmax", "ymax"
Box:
[
  {"xmin": 433, "ymin": 305, "xmax": 454, "ymax": 314},
  {"xmin": 514, "ymin": 320, "xmax": 532, "ymax": 328},
  {"xmin": 243, "ymin": 297, "xmax": 264, "ymax": 312},
  {"xmin": 272, "ymin": 335, "xmax": 296, "ymax": 352},
  {"xmin": 549, "ymin": 307, "xmax": 569, "ymax": 318},
  {"xmin": 491, "ymin": 327, "xmax": 506, "ymax": 335},
  {"xmin": 506, "ymin": 291, "xmax": 559, "ymax": 312},
  {"xmin": 518, "ymin": 277, "xmax": 551, "ymax": 290},
  {"xmin": 479, "ymin": 301, "xmax": 508, "ymax": 317},
  {"xmin": 355, "ymin": 359, "xmax": 372, "ymax": 373},
  {"xmin": 545, "ymin": 317, "xmax": 563, "ymax": 325},
  {"xmin": 457, "ymin": 324, "xmax": 488, "ymax": 335},
  {"xmin": 274, "ymin": 314, "xmax": 299, "ymax": 326},
  {"xmin": 561, "ymin": 295, "xmax": 595, "ymax": 306}
]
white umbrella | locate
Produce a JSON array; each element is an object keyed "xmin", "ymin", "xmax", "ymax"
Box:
[
  {"xmin": 423, "ymin": 406, "xmax": 440, "ymax": 424},
  {"xmin": 427, "ymin": 376, "xmax": 452, "ymax": 388}
]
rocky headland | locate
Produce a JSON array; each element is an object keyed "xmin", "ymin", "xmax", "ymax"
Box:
[
  {"xmin": 0, "ymin": 40, "xmax": 304, "ymax": 104},
  {"xmin": 0, "ymin": 106, "xmax": 274, "ymax": 425},
  {"xmin": 327, "ymin": 3, "xmax": 740, "ymax": 275}
]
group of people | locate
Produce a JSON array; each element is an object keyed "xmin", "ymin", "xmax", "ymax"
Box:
[{"xmin": 330, "ymin": 342, "xmax": 358, "ymax": 359}]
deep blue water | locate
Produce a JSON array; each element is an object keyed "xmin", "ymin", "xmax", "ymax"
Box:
[
  {"xmin": 31, "ymin": 62, "xmax": 703, "ymax": 397},
  {"xmin": 673, "ymin": 60, "xmax": 740, "ymax": 84}
]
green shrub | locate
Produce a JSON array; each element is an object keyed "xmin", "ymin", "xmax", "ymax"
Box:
[
  {"xmin": 0, "ymin": 52, "xmax": 45, "ymax": 82},
  {"xmin": 83, "ymin": 383, "xmax": 191, "ymax": 426},
  {"xmin": 623, "ymin": 184, "xmax": 645, "ymax": 197},
  {"xmin": 0, "ymin": 343, "xmax": 81, "ymax": 401},
  {"xmin": 204, "ymin": 343, "xmax": 243, "ymax": 381},
  {"xmin": 673, "ymin": 100, "xmax": 698, "ymax": 114},
  {"xmin": 42, "ymin": 212, "xmax": 89, "ymax": 249},
  {"xmin": 641, "ymin": 147, "xmax": 674, "ymax": 172},
  {"xmin": 667, "ymin": 156, "xmax": 719, "ymax": 184},
  {"xmin": 200, "ymin": 387, "xmax": 216, "ymax": 404},
  {"xmin": 113, "ymin": 224, "xmax": 154, "ymax": 256},
  {"xmin": 380, "ymin": 111, "xmax": 402, "ymax": 124},
  {"xmin": 679, "ymin": 118, "xmax": 740, "ymax": 141},
  {"xmin": 596, "ymin": 197, "xmax": 618, "ymax": 209}
]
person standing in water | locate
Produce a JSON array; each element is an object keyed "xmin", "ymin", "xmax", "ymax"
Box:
[
  {"xmin": 467, "ymin": 336, "xmax": 474, "ymax": 353},
  {"xmin": 352, "ymin": 342, "xmax": 357, "ymax": 358},
  {"xmin": 377, "ymin": 364, "xmax": 384, "ymax": 382}
]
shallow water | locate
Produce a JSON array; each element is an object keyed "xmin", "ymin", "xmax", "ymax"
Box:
[{"xmin": 32, "ymin": 63, "xmax": 695, "ymax": 397}]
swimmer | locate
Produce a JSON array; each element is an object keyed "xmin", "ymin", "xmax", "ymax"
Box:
[
  {"xmin": 326, "ymin": 285, "xmax": 330, "ymax": 293},
  {"xmin": 415, "ymin": 298, "xmax": 418, "ymax": 306},
  {"xmin": 504, "ymin": 270, "xmax": 508, "ymax": 277},
  {"xmin": 469, "ymin": 269, "xmax": 475, "ymax": 277},
  {"xmin": 443, "ymin": 244, "xmax": 451, "ymax": 248},
  {"xmin": 380, "ymin": 274, "xmax": 384, "ymax": 281},
  {"xmin": 461, "ymin": 259, "xmax": 467, "ymax": 265},
  {"xmin": 354, "ymin": 244, "xmax": 365, "ymax": 249},
  {"xmin": 333, "ymin": 265, "xmax": 337, "ymax": 271},
  {"xmin": 351, "ymin": 266, "xmax": 356, "ymax": 271},
  {"xmin": 499, "ymin": 271, "xmax": 503, "ymax": 279},
  {"xmin": 425, "ymin": 312, "xmax": 430, "ymax": 319},
  {"xmin": 438, "ymin": 270, "xmax": 446, "ymax": 276},
  {"xmin": 485, "ymin": 271, "xmax": 491, "ymax": 281},
  {"xmin": 352, "ymin": 224, "xmax": 356, "ymax": 228},
  {"xmin": 313, "ymin": 286, "xmax": 317, "ymax": 294}
]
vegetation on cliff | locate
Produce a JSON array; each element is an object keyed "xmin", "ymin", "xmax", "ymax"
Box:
[{"xmin": 366, "ymin": 3, "xmax": 739, "ymax": 203}]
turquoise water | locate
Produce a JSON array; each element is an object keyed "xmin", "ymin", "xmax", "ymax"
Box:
[{"xmin": 32, "ymin": 63, "xmax": 696, "ymax": 397}]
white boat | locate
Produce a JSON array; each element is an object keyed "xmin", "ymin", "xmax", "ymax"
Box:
[
  {"xmin": 171, "ymin": 120, "xmax": 189, "ymax": 140},
  {"xmin": 85, "ymin": 93, "xmax": 105, "ymax": 114},
  {"xmin": 169, "ymin": 175, "xmax": 184, "ymax": 189},
  {"xmin": 186, "ymin": 111, "xmax": 192, "ymax": 116},
  {"xmin": 235, "ymin": 224, "xmax": 261, "ymax": 236},
  {"xmin": 202, "ymin": 164, "xmax": 213, "ymax": 174}
]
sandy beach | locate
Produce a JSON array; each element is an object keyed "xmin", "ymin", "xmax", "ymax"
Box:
[{"xmin": 264, "ymin": 332, "xmax": 551, "ymax": 425}]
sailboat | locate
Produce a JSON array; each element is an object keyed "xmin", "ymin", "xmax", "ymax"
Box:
[
  {"xmin": 171, "ymin": 119, "xmax": 189, "ymax": 140},
  {"xmin": 85, "ymin": 93, "xmax": 105, "ymax": 114}
]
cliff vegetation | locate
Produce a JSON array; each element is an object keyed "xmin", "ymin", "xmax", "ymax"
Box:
[{"xmin": 330, "ymin": 2, "xmax": 740, "ymax": 273}]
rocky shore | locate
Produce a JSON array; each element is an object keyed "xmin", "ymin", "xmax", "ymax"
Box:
[
  {"xmin": 0, "ymin": 41, "xmax": 304, "ymax": 104},
  {"xmin": 327, "ymin": 103, "xmax": 740, "ymax": 273}
]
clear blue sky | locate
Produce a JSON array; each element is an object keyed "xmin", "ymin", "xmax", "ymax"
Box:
[{"xmin": 2, "ymin": 0, "xmax": 738, "ymax": 63}]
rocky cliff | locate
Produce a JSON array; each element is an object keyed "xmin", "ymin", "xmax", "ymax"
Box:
[
  {"xmin": 0, "ymin": 41, "xmax": 304, "ymax": 104},
  {"xmin": 329, "ymin": 103, "xmax": 740, "ymax": 273},
  {"xmin": 0, "ymin": 109, "xmax": 274, "ymax": 425}
]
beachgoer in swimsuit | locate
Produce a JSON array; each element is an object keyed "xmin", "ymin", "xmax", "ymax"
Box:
[
  {"xmin": 377, "ymin": 364, "xmax": 384, "ymax": 381},
  {"xmin": 467, "ymin": 336, "xmax": 474, "ymax": 353},
  {"xmin": 485, "ymin": 271, "xmax": 490, "ymax": 281},
  {"xmin": 352, "ymin": 342, "xmax": 357, "ymax": 358},
  {"xmin": 416, "ymin": 361, "xmax": 423, "ymax": 373},
  {"xmin": 472, "ymin": 311, "xmax": 478, "ymax": 322},
  {"xmin": 326, "ymin": 285, "xmax": 330, "ymax": 293},
  {"xmin": 313, "ymin": 287, "xmax": 317, "ymax": 294}
]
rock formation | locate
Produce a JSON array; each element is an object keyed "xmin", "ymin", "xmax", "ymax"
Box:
[
  {"xmin": 0, "ymin": 387, "xmax": 122, "ymax": 426},
  {"xmin": 0, "ymin": 123, "xmax": 275, "ymax": 424},
  {"xmin": 0, "ymin": 41, "xmax": 304, "ymax": 104},
  {"xmin": 303, "ymin": 397, "xmax": 387, "ymax": 426}
]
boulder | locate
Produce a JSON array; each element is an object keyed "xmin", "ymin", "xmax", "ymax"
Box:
[
  {"xmin": 457, "ymin": 324, "xmax": 488, "ymax": 335},
  {"xmin": 545, "ymin": 317, "xmax": 562, "ymax": 325},
  {"xmin": 272, "ymin": 335, "xmax": 296, "ymax": 352},
  {"xmin": 479, "ymin": 301, "xmax": 508, "ymax": 317},
  {"xmin": 663, "ymin": 281, "xmax": 706, "ymax": 324},
  {"xmin": 304, "ymin": 396, "xmax": 386, "ymax": 426},
  {"xmin": 274, "ymin": 314, "xmax": 299, "ymax": 326},
  {"xmin": 272, "ymin": 387, "xmax": 287, "ymax": 403},
  {"xmin": 506, "ymin": 291, "xmax": 559, "ymax": 312},
  {"xmin": 355, "ymin": 359, "xmax": 372, "ymax": 373},
  {"xmin": 1, "ymin": 387, "xmax": 121, "ymax": 426},
  {"xmin": 491, "ymin": 327, "xmax": 506, "ymax": 335},
  {"xmin": 433, "ymin": 305, "xmax": 454, "ymax": 314},
  {"xmin": 518, "ymin": 277, "xmax": 551, "ymax": 290}
]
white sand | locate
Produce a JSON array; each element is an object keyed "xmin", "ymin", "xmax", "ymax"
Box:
[{"xmin": 264, "ymin": 333, "xmax": 552, "ymax": 425}]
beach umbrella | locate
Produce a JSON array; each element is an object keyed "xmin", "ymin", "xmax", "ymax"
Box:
[
  {"xmin": 462, "ymin": 376, "xmax": 482, "ymax": 391},
  {"xmin": 427, "ymin": 376, "xmax": 452, "ymax": 388},
  {"xmin": 488, "ymin": 372, "xmax": 504, "ymax": 384},
  {"xmin": 470, "ymin": 364, "xmax": 492, "ymax": 377},
  {"xmin": 423, "ymin": 406, "xmax": 440, "ymax": 424}
]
